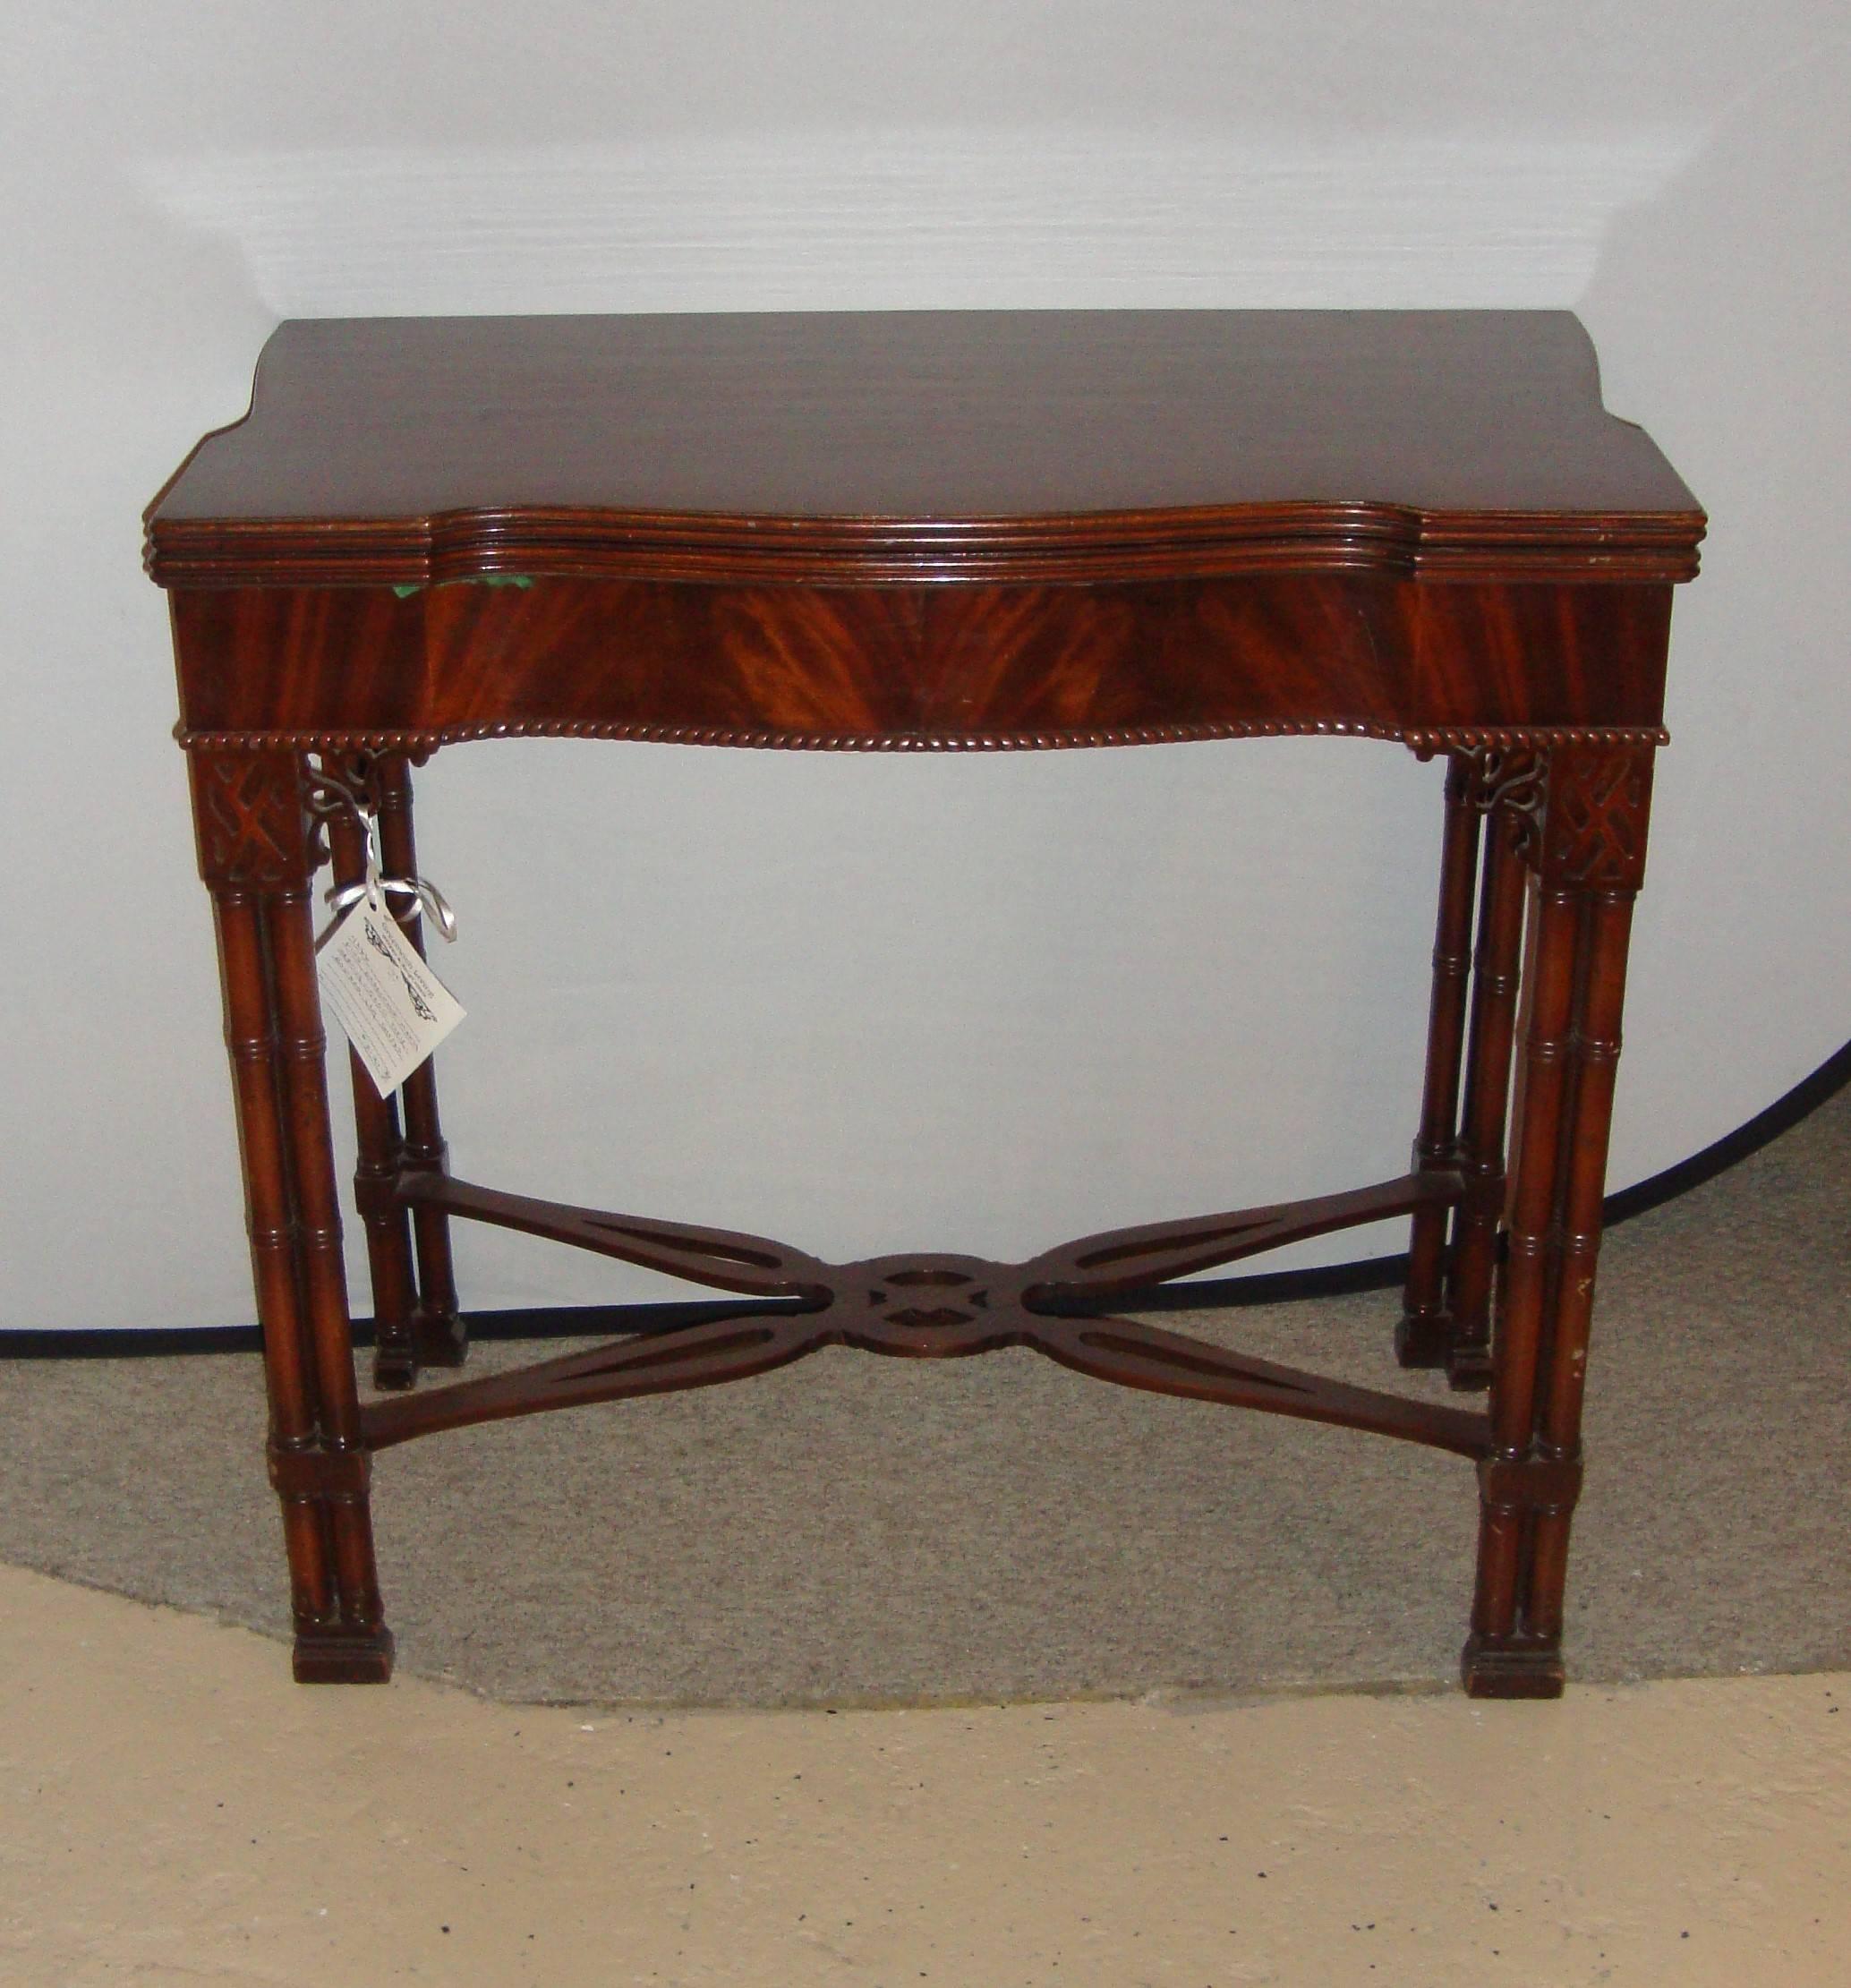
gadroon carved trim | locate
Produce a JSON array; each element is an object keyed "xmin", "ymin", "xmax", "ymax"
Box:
[{"xmin": 177, "ymin": 720, "xmax": 1672, "ymax": 758}]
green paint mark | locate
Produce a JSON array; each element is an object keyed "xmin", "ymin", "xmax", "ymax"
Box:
[{"xmin": 391, "ymin": 575, "xmax": 534, "ymax": 599}]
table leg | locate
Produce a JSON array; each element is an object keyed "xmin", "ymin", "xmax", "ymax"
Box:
[
  {"xmin": 324, "ymin": 773, "xmax": 422, "ymax": 1391},
  {"xmin": 191, "ymin": 748, "xmax": 393, "ymax": 1683},
  {"xmin": 374, "ymin": 755, "xmax": 467, "ymax": 1370},
  {"xmin": 1444, "ymin": 784, "xmax": 1532, "ymax": 1390},
  {"xmin": 1398, "ymin": 753, "xmax": 1480, "ymax": 1369},
  {"xmin": 1463, "ymin": 746, "xmax": 1652, "ymax": 1697}
]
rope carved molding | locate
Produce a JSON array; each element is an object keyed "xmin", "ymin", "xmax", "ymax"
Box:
[{"xmin": 179, "ymin": 721, "xmax": 1671, "ymax": 755}]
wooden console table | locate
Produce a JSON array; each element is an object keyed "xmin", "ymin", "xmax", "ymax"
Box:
[{"xmin": 146, "ymin": 311, "xmax": 1703, "ymax": 1697}]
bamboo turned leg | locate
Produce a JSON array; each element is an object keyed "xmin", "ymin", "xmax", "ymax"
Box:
[
  {"xmin": 325, "ymin": 782, "xmax": 422, "ymax": 1391},
  {"xmin": 1398, "ymin": 753, "xmax": 1481, "ymax": 1369},
  {"xmin": 374, "ymin": 756, "xmax": 467, "ymax": 1370},
  {"xmin": 1444, "ymin": 790, "xmax": 1532, "ymax": 1390},
  {"xmin": 192, "ymin": 749, "xmax": 392, "ymax": 1682},
  {"xmin": 1463, "ymin": 747, "xmax": 1651, "ymax": 1698}
]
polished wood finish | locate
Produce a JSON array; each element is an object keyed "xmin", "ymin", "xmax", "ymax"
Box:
[
  {"xmin": 1462, "ymin": 747, "xmax": 1652, "ymax": 1696},
  {"xmin": 152, "ymin": 311, "xmax": 1702, "ymax": 1696},
  {"xmin": 189, "ymin": 751, "xmax": 390, "ymax": 1681},
  {"xmin": 371, "ymin": 757, "xmax": 466, "ymax": 1372},
  {"xmin": 318, "ymin": 754, "xmax": 465, "ymax": 1386},
  {"xmin": 367, "ymin": 1173, "xmax": 1485, "ymax": 1459},
  {"xmin": 1399, "ymin": 753, "xmax": 1482, "ymax": 1368},
  {"xmin": 147, "ymin": 311, "xmax": 1700, "ymax": 587},
  {"xmin": 1446, "ymin": 769, "xmax": 1537, "ymax": 1388},
  {"xmin": 161, "ymin": 577, "xmax": 1676, "ymax": 755},
  {"xmin": 322, "ymin": 776, "xmax": 421, "ymax": 1390}
]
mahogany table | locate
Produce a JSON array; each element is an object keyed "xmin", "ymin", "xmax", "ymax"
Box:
[{"xmin": 146, "ymin": 311, "xmax": 1704, "ymax": 1697}]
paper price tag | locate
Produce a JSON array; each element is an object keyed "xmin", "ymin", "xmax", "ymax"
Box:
[{"xmin": 317, "ymin": 897, "xmax": 465, "ymax": 1097}]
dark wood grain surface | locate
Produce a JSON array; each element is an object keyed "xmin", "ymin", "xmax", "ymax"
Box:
[
  {"xmin": 146, "ymin": 311, "xmax": 1704, "ymax": 586},
  {"xmin": 166, "ymin": 575, "xmax": 1676, "ymax": 754}
]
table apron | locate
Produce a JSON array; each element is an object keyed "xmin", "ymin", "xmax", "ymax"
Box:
[{"xmin": 170, "ymin": 576, "xmax": 1672, "ymax": 752}]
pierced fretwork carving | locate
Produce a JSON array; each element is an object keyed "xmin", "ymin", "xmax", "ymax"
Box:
[
  {"xmin": 192, "ymin": 749, "xmax": 312, "ymax": 890},
  {"xmin": 1462, "ymin": 746, "xmax": 1547, "ymax": 868},
  {"xmin": 1467, "ymin": 747, "xmax": 1544, "ymax": 817},
  {"xmin": 1540, "ymin": 748, "xmax": 1654, "ymax": 891},
  {"xmin": 361, "ymin": 1170, "xmax": 1489, "ymax": 1460},
  {"xmin": 303, "ymin": 750, "xmax": 379, "ymax": 843},
  {"xmin": 1460, "ymin": 745, "xmax": 1656, "ymax": 891},
  {"xmin": 299, "ymin": 753, "xmax": 378, "ymax": 885}
]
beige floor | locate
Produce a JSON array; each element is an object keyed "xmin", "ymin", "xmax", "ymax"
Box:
[{"xmin": 3, "ymin": 1565, "xmax": 1847, "ymax": 1986}]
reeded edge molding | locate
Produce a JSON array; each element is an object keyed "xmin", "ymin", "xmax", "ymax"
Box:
[
  {"xmin": 177, "ymin": 720, "xmax": 1672, "ymax": 755},
  {"xmin": 144, "ymin": 502, "xmax": 1707, "ymax": 588}
]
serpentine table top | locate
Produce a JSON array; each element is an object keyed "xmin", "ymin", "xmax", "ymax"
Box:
[{"xmin": 147, "ymin": 310, "xmax": 1701, "ymax": 755}]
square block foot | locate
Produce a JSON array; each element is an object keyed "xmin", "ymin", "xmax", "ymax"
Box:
[
  {"xmin": 371, "ymin": 1349, "xmax": 419, "ymax": 1391},
  {"xmin": 1446, "ymin": 1345, "xmax": 1493, "ymax": 1393},
  {"xmin": 1395, "ymin": 1311, "xmax": 1452, "ymax": 1370},
  {"xmin": 1461, "ymin": 1634, "xmax": 1564, "ymax": 1700},
  {"xmin": 412, "ymin": 1305, "xmax": 468, "ymax": 1369},
  {"xmin": 294, "ymin": 1626, "xmax": 396, "ymax": 1685}
]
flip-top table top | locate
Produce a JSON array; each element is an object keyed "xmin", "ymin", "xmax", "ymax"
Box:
[
  {"xmin": 146, "ymin": 311, "xmax": 1703, "ymax": 592},
  {"xmin": 145, "ymin": 313, "xmax": 1702, "ymax": 757}
]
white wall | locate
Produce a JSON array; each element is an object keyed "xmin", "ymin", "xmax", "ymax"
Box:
[{"xmin": 3, "ymin": 4, "xmax": 1847, "ymax": 1327}]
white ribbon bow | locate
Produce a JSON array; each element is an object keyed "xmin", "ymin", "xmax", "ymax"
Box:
[{"xmin": 322, "ymin": 806, "xmax": 457, "ymax": 942}]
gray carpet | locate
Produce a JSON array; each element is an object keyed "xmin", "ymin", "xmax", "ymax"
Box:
[{"xmin": 4, "ymin": 1093, "xmax": 1848, "ymax": 1707}]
